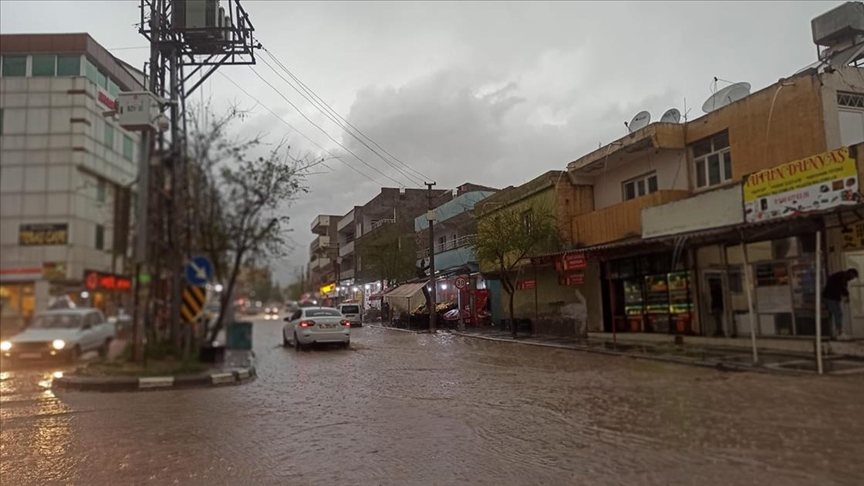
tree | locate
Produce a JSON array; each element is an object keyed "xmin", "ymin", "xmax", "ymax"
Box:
[
  {"xmin": 473, "ymin": 200, "xmax": 559, "ymax": 338},
  {"xmin": 187, "ymin": 105, "xmax": 315, "ymax": 342}
]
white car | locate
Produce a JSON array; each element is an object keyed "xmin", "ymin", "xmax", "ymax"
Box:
[
  {"xmin": 336, "ymin": 303, "xmax": 363, "ymax": 327},
  {"xmin": 1, "ymin": 308, "xmax": 116, "ymax": 362},
  {"xmin": 282, "ymin": 307, "xmax": 350, "ymax": 350}
]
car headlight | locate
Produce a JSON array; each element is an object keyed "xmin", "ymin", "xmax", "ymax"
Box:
[
  {"xmin": 52, "ymin": 340, "xmax": 66, "ymax": 350},
  {"xmin": 0, "ymin": 341, "xmax": 11, "ymax": 351}
]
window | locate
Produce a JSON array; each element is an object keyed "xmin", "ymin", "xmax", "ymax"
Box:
[
  {"xmin": 96, "ymin": 179, "xmax": 106, "ymax": 203},
  {"xmin": 122, "ymin": 134, "xmax": 134, "ymax": 161},
  {"xmin": 85, "ymin": 59, "xmax": 106, "ymax": 88},
  {"xmin": 623, "ymin": 172, "xmax": 658, "ymax": 201},
  {"xmin": 57, "ymin": 55, "xmax": 81, "ymax": 76},
  {"xmin": 107, "ymin": 78, "xmax": 121, "ymax": 97},
  {"xmin": 522, "ymin": 209, "xmax": 534, "ymax": 233},
  {"xmin": 95, "ymin": 224, "xmax": 105, "ymax": 250},
  {"xmin": 31, "ymin": 55, "xmax": 56, "ymax": 77},
  {"xmin": 104, "ymin": 123, "xmax": 115, "ymax": 149},
  {"xmin": 692, "ymin": 132, "xmax": 732, "ymax": 189},
  {"xmin": 2, "ymin": 56, "xmax": 26, "ymax": 77}
]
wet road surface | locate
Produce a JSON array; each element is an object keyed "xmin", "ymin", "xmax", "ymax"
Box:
[{"xmin": 2, "ymin": 320, "xmax": 863, "ymax": 485}]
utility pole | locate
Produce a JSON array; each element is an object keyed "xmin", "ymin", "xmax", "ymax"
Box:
[{"xmin": 425, "ymin": 182, "xmax": 437, "ymax": 332}]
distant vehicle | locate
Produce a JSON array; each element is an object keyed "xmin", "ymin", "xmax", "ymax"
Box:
[
  {"xmin": 282, "ymin": 307, "xmax": 350, "ymax": 351},
  {"xmin": 243, "ymin": 305, "xmax": 260, "ymax": 316},
  {"xmin": 337, "ymin": 303, "xmax": 363, "ymax": 327},
  {"xmin": 1, "ymin": 308, "xmax": 115, "ymax": 362},
  {"xmin": 284, "ymin": 301, "xmax": 300, "ymax": 313},
  {"xmin": 263, "ymin": 305, "xmax": 280, "ymax": 320}
]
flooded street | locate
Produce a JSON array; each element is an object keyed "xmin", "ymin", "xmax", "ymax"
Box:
[{"xmin": 1, "ymin": 320, "xmax": 863, "ymax": 485}]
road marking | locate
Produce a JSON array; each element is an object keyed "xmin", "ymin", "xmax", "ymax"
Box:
[{"xmin": 138, "ymin": 377, "xmax": 175, "ymax": 389}]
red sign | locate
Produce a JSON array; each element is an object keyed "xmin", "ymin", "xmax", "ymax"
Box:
[
  {"xmin": 519, "ymin": 280, "xmax": 537, "ymax": 290},
  {"xmin": 116, "ymin": 278, "xmax": 132, "ymax": 290},
  {"xmin": 561, "ymin": 253, "xmax": 587, "ymax": 271},
  {"xmin": 98, "ymin": 91, "xmax": 117, "ymax": 110},
  {"xmin": 85, "ymin": 272, "xmax": 99, "ymax": 290},
  {"xmin": 454, "ymin": 276, "xmax": 469, "ymax": 290},
  {"xmin": 559, "ymin": 273, "xmax": 585, "ymax": 286}
]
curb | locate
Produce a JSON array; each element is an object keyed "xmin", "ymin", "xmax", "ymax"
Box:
[
  {"xmin": 53, "ymin": 366, "xmax": 256, "ymax": 392},
  {"xmin": 448, "ymin": 332, "xmax": 818, "ymax": 376}
]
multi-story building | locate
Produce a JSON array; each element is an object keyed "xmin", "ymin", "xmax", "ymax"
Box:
[
  {"xmin": 0, "ymin": 33, "xmax": 144, "ymax": 331},
  {"xmin": 308, "ymin": 214, "xmax": 340, "ymax": 294}
]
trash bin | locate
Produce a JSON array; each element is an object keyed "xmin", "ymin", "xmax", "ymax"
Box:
[{"xmin": 226, "ymin": 321, "xmax": 253, "ymax": 350}]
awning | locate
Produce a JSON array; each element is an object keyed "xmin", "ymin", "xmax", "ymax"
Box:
[{"xmin": 382, "ymin": 281, "xmax": 427, "ymax": 299}]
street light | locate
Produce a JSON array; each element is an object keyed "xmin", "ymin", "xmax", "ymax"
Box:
[
  {"xmin": 440, "ymin": 283, "xmax": 448, "ymax": 290},
  {"xmin": 214, "ymin": 284, "xmax": 224, "ymax": 293},
  {"xmin": 352, "ymin": 286, "xmax": 359, "ymax": 292}
]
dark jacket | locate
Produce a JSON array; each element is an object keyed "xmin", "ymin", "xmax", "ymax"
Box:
[{"xmin": 822, "ymin": 272, "xmax": 851, "ymax": 301}]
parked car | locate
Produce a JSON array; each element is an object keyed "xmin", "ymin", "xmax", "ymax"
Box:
[
  {"xmin": 0, "ymin": 308, "xmax": 116, "ymax": 362},
  {"xmin": 282, "ymin": 307, "xmax": 350, "ymax": 350},
  {"xmin": 337, "ymin": 303, "xmax": 363, "ymax": 327}
]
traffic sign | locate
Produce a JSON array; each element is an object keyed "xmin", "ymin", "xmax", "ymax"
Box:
[
  {"xmin": 181, "ymin": 285, "xmax": 206, "ymax": 324},
  {"xmin": 454, "ymin": 276, "xmax": 469, "ymax": 290},
  {"xmin": 185, "ymin": 255, "xmax": 213, "ymax": 285}
]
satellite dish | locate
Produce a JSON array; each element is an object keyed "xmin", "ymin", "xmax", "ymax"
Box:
[
  {"xmin": 628, "ymin": 111, "xmax": 651, "ymax": 132},
  {"xmin": 702, "ymin": 82, "xmax": 751, "ymax": 114},
  {"xmin": 659, "ymin": 108, "xmax": 681, "ymax": 124}
]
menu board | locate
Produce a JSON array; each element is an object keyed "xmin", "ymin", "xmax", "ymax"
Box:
[
  {"xmin": 791, "ymin": 262, "xmax": 817, "ymax": 309},
  {"xmin": 623, "ymin": 280, "xmax": 644, "ymax": 316},
  {"xmin": 667, "ymin": 271, "xmax": 693, "ymax": 315},
  {"xmin": 755, "ymin": 262, "xmax": 789, "ymax": 287},
  {"xmin": 644, "ymin": 275, "xmax": 669, "ymax": 315}
]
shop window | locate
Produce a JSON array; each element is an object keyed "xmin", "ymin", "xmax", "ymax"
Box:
[
  {"xmin": 122, "ymin": 134, "xmax": 134, "ymax": 161},
  {"xmin": 31, "ymin": 54, "xmax": 56, "ymax": 77},
  {"xmin": 2, "ymin": 56, "xmax": 26, "ymax": 77},
  {"xmin": 57, "ymin": 55, "xmax": 81, "ymax": 76},
  {"xmin": 691, "ymin": 131, "xmax": 732, "ymax": 189},
  {"xmin": 799, "ymin": 233, "xmax": 817, "ymax": 254},
  {"xmin": 104, "ymin": 123, "xmax": 115, "ymax": 150},
  {"xmin": 95, "ymin": 224, "xmax": 105, "ymax": 250},
  {"xmin": 623, "ymin": 172, "xmax": 658, "ymax": 201}
]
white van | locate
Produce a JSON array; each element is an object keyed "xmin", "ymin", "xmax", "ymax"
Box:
[{"xmin": 337, "ymin": 303, "xmax": 362, "ymax": 327}]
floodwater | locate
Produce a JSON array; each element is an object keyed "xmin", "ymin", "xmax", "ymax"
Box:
[{"xmin": 1, "ymin": 321, "xmax": 863, "ymax": 485}]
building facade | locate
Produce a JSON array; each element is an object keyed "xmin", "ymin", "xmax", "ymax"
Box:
[{"xmin": 0, "ymin": 34, "xmax": 144, "ymax": 332}]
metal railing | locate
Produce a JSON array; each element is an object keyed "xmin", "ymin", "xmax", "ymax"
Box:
[
  {"xmin": 370, "ymin": 218, "xmax": 396, "ymax": 231},
  {"xmin": 417, "ymin": 234, "xmax": 476, "ymax": 260}
]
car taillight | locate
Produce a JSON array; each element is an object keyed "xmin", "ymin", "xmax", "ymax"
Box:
[
  {"xmin": 341, "ymin": 320, "xmax": 351, "ymax": 327},
  {"xmin": 299, "ymin": 320, "xmax": 315, "ymax": 327}
]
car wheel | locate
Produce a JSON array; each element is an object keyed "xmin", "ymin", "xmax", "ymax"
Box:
[
  {"xmin": 67, "ymin": 345, "xmax": 81, "ymax": 363},
  {"xmin": 294, "ymin": 333, "xmax": 301, "ymax": 352},
  {"xmin": 98, "ymin": 338, "xmax": 111, "ymax": 359},
  {"xmin": 282, "ymin": 331, "xmax": 289, "ymax": 348},
  {"xmin": 343, "ymin": 341, "xmax": 350, "ymax": 350}
]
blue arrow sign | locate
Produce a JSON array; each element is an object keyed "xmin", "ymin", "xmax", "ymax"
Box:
[{"xmin": 185, "ymin": 255, "xmax": 213, "ymax": 286}]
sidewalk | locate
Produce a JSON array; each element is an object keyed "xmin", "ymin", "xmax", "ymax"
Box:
[{"xmin": 451, "ymin": 327, "xmax": 864, "ymax": 376}]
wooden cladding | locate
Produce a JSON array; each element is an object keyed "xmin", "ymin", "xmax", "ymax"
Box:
[{"xmin": 572, "ymin": 190, "xmax": 690, "ymax": 247}]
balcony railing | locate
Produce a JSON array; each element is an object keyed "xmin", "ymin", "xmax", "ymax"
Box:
[
  {"xmin": 370, "ymin": 218, "xmax": 396, "ymax": 231},
  {"xmin": 309, "ymin": 235, "xmax": 330, "ymax": 252},
  {"xmin": 339, "ymin": 240, "xmax": 355, "ymax": 258},
  {"xmin": 417, "ymin": 234, "xmax": 477, "ymax": 260},
  {"xmin": 572, "ymin": 190, "xmax": 690, "ymax": 247}
]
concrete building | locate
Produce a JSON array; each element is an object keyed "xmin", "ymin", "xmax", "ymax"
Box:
[
  {"xmin": 308, "ymin": 214, "xmax": 340, "ymax": 294},
  {"xmin": 0, "ymin": 33, "xmax": 144, "ymax": 331}
]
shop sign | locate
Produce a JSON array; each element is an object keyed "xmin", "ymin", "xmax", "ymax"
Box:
[
  {"xmin": 85, "ymin": 271, "xmax": 132, "ymax": 291},
  {"xmin": 559, "ymin": 253, "xmax": 587, "ymax": 271},
  {"xmin": 42, "ymin": 262, "xmax": 66, "ymax": 281},
  {"xmin": 841, "ymin": 221, "xmax": 864, "ymax": 250},
  {"xmin": 319, "ymin": 283, "xmax": 336, "ymax": 294},
  {"xmin": 742, "ymin": 147, "xmax": 858, "ymax": 223},
  {"xmin": 518, "ymin": 280, "xmax": 536, "ymax": 290},
  {"xmin": 18, "ymin": 223, "xmax": 68, "ymax": 246},
  {"xmin": 97, "ymin": 89, "xmax": 117, "ymax": 110},
  {"xmin": 559, "ymin": 273, "xmax": 585, "ymax": 286}
]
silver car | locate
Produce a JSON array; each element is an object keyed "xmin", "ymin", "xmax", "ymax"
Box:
[{"xmin": 282, "ymin": 307, "xmax": 350, "ymax": 351}]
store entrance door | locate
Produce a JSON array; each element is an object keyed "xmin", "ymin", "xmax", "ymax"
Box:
[
  {"xmin": 701, "ymin": 270, "xmax": 728, "ymax": 337},
  {"xmin": 843, "ymin": 250, "xmax": 864, "ymax": 338}
]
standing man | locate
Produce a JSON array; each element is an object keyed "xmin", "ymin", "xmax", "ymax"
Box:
[{"xmin": 822, "ymin": 268, "xmax": 858, "ymax": 341}]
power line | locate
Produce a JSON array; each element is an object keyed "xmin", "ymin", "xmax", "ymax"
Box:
[
  {"xmin": 248, "ymin": 63, "xmax": 408, "ymax": 187},
  {"xmin": 259, "ymin": 48, "xmax": 432, "ymax": 185},
  {"xmin": 256, "ymin": 56, "xmax": 422, "ymax": 187}
]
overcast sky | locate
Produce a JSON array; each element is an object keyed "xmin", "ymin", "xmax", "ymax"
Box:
[{"xmin": 0, "ymin": 0, "xmax": 841, "ymax": 285}]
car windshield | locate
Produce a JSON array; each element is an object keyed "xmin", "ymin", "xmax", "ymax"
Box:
[
  {"xmin": 30, "ymin": 314, "xmax": 83, "ymax": 330},
  {"xmin": 305, "ymin": 309, "xmax": 341, "ymax": 317},
  {"xmin": 340, "ymin": 305, "xmax": 360, "ymax": 314}
]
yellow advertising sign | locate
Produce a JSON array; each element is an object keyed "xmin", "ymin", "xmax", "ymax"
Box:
[
  {"xmin": 319, "ymin": 283, "xmax": 336, "ymax": 294},
  {"xmin": 742, "ymin": 147, "xmax": 858, "ymax": 223}
]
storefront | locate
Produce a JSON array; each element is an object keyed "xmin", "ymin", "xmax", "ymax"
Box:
[{"xmin": 605, "ymin": 251, "xmax": 694, "ymax": 334}]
